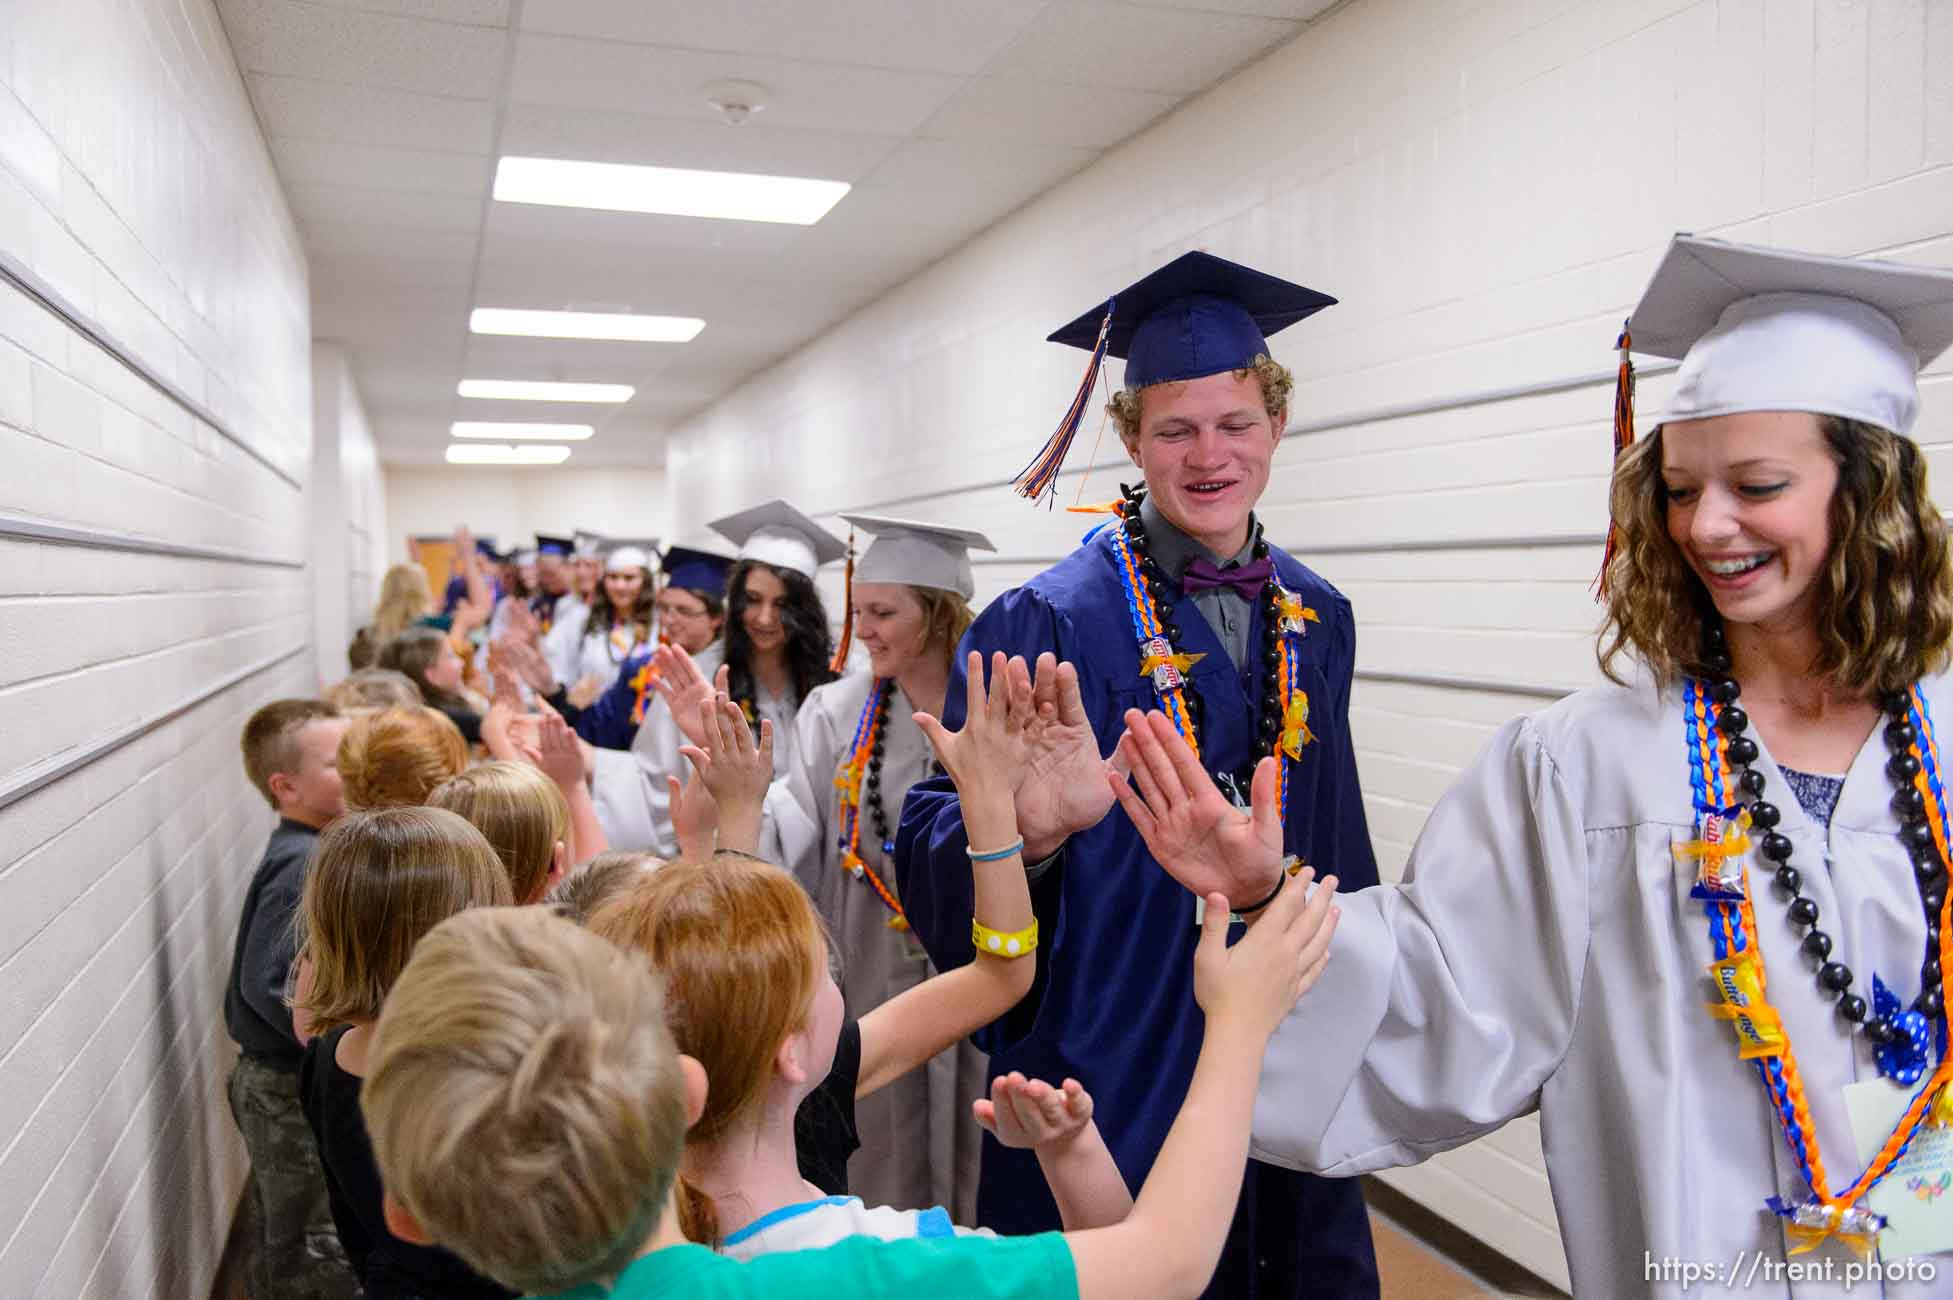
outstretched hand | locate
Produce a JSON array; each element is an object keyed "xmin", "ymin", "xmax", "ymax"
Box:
[
  {"xmin": 675, "ymin": 692, "xmax": 772, "ymax": 855},
  {"xmin": 650, "ymin": 643, "xmax": 728, "ymax": 749},
  {"xmin": 1192, "ymin": 865, "xmax": 1339, "ymax": 1041},
  {"xmin": 914, "ymin": 651, "xmax": 1035, "ymax": 817},
  {"xmin": 974, "ymin": 1072, "xmax": 1096, "ymax": 1150},
  {"xmin": 1110, "ymin": 709, "xmax": 1286, "ymax": 909},
  {"xmin": 1013, "ymin": 653, "xmax": 1123, "ymax": 860}
]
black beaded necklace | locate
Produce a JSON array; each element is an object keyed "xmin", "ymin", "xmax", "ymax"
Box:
[
  {"xmin": 1700, "ymin": 622, "xmax": 1945, "ymax": 1065},
  {"xmin": 1118, "ymin": 484, "xmax": 1290, "ymax": 795},
  {"xmin": 862, "ymin": 684, "xmax": 943, "ymax": 858}
]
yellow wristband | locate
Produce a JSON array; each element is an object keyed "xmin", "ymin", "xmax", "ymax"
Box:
[{"xmin": 972, "ymin": 917, "xmax": 1039, "ymax": 959}]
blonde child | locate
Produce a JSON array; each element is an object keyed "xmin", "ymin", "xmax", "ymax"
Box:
[
  {"xmin": 359, "ymin": 844, "xmax": 1337, "ymax": 1298},
  {"xmin": 323, "ymin": 668, "xmax": 421, "ymax": 715},
  {"xmin": 335, "ymin": 706, "xmax": 468, "ymax": 810},
  {"xmin": 428, "ymin": 761, "xmax": 573, "ymax": 904},
  {"xmin": 545, "ymin": 850, "xmax": 661, "ymax": 926},
  {"xmin": 590, "ymin": 653, "xmax": 1148, "ymax": 1249},
  {"xmin": 294, "ymin": 807, "xmax": 516, "ymax": 1300},
  {"xmin": 224, "ymin": 699, "xmax": 356, "ymax": 1300}
]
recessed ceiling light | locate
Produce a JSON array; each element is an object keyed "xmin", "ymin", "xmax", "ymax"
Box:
[
  {"xmin": 458, "ymin": 379, "xmax": 635, "ymax": 403},
  {"xmin": 446, "ymin": 444, "xmax": 573, "ymax": 465},
  {"xmin": 470, "ymin": 308, "xmax": 704, "ymax": 343},
  {"xmin": 493, "ymin": 155, "xmax": 850, "ymax": 226},
  {"xmin": 451, "ymin": 421, "xmax": 594, "ymax": 441}
]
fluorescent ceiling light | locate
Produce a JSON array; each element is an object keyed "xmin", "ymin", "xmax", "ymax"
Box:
[
  {"xmin": 451, "ymin": 421, "xmax": 594, "ymax": 441},
  {"xmin": 458, "ymin": 379, "xmax": 634, "ymax": 403},
  {"xmin": 446, "ymin": 444, "xmax": 573, "ymax": 465},
  {"xmin": 470, "ymin": 307, "xmax": 704, "ymax": 343},
  {"xmin": 494, "ymin": 155, "xmax": 850, "ymax": 226}
]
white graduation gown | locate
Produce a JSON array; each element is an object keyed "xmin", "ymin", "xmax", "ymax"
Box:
[
  {"xmin": 762, "ymin": 672, "xmax": 987, "ymax": 1219},
  {"xmin": 566, "ymin": 619, "xmax": 649, "ymax": 696},
  {"xmin": 1251, "ymin": 673, "xmax": 1952, "ymax": 1298},
  {"xmin": 589, "ymin": 644, "xmax": 805, "ymax": 857}
]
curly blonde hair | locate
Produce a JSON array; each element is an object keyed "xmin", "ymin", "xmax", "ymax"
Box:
[
  {"xmin": 1599, "ymin": 417, "xmax": 1953, "ymax": 691},
  {"xmin": 1108, "ymin": 354, "xmax": 1294, "ymax": 442},
  {"xmin": 336, "ymin": 706, "xmax": 469, "ymax": 810}
]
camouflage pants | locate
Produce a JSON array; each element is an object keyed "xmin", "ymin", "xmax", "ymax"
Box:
[{"xmin": 228, "ymin": 1055, "xmax": 358, "ymax": 1300}]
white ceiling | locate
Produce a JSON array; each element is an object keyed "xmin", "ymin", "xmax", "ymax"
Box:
[{"xmin": 218, "ymin": 0, "xmax": 1339, "ymax": 467}]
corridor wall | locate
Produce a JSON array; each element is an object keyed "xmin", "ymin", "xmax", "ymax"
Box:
[{"xmin": 0, "ymin": 1, "xmax": 314, "ymax": 1296}]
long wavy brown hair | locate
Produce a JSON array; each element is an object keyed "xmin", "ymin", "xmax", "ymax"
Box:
[{"xmin": 1599, "ymin": 416, "xmax": 1953, "ymax": 692}]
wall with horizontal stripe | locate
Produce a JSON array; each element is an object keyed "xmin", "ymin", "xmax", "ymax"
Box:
[
  {"xmin": 660, "ymin": 0, "xmax": 1953, "ymax": 1285},
  {"xmin": 0, "ymin": 0, "xmax": 315, "ymax": 1295}
]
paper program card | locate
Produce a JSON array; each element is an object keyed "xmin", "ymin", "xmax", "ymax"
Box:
[{"xmin": 1844, "ymin": 1078, "xmax": 1953, "ymax": 1261}]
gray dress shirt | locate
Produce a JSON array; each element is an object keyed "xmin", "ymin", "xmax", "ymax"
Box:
[{"xmin": 1137, "ymin": 495, "xmax": 1263, "ymax": 670}]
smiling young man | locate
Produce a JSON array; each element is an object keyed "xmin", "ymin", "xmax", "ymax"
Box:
[{"xmin": 895, "ymin": 252, "xmax": 1380, "ymax": 1298}]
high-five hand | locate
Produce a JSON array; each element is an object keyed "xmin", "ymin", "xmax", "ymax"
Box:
[
  {"xmin": 1014, "ymin": 653, "xmax": 1121, "ymax": 860},
  {"xmin": 649, "ymin": 643, "xmax": 728, "ymax": 750},
  {"xmin": 1109, "ymin": 709, "xmax": 1286, "ymax": 909}
]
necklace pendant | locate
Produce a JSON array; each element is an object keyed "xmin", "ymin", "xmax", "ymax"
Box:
[
  {"xmin": 1871, "ymin": 975, "xmax": 1934, "ymax": 1084},
  {"xmin": 1766, "ymin": 1196, "xmax": 1886, "ymax": 1260},
  {"xmin": 1679, "ymin": 804, "xmax": 1751, "ymax": 901}
]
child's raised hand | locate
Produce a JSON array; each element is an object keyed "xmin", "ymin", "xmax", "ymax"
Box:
[
  {"xmin": 678, "ymin": 692, "xmax": 772, "ymax": 855},
  {"xmin": 913, "ymin": 650, "xmax": 1035, "ymax": 811},
  {"xmin": 534, "ymin": 707, "xmax": 585, "ymax": 791},
  {"xmin": 1192, "ymin": 867, "xmax": 1339, "ymax": 1042},
  {"xmin": 974, "ymin": 1072, "xmax": 1096, "ymax": 1151},
  {"xmin": 667, "ymin": 767, "xmax": 719, "ymax": 861}
]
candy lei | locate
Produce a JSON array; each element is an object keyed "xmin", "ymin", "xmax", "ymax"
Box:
[
  {"xmin": 836, "ymin": 678, "xmax": 908, "ymax": 929},
  {"xmin": 1107, "ymin": 500, "xmax": 1311, "ymax": 819},
  {"xmin": 1685, "ymin": 676, "xmax": 1953, "ymax": 1252}
]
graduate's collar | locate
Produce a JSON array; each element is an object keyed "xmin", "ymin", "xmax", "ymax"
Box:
[{"xmin": 1136, "ymin": 494, "xmax": 1263, "ymax": 579}]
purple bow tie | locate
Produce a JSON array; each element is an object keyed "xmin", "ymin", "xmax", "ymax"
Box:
[{"xmin": 1181, "ymin": 555, "xmax": 1273, "ymax": 600}]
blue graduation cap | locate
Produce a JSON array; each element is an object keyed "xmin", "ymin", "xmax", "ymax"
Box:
[
  {"xmin": 1017, "ymin": 251, "xmax": 1336, "ymax": 503},
  {"xmin": 534, "ymin": 533, "xmax": 574, "ymax": 558},
  {"xmin": 474, "ymin": 537, "xmax": 502, "ymax": 561},
  {"xmin": 660, "ymin": 545, "xmax": 735, "ymax": 598}
]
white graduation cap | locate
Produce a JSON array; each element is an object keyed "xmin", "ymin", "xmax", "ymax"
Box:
[
  {"xmin": 839, "ymin": 514, "xmax": 995, "ymax": 600},
  {"xmin": 603, "ymin": 544, "xmax": 656, "ymax": 574},
  {"xmin": 1628, "ymin": 235, "xmax": 1953, "ymax": 434},
  {"xmin": 708, "ymin": 500, "xmax": 848, "ymax": 582},
  {"xmin": 572, "ymin": 530, "xmax": 606, "ymax": 559}
]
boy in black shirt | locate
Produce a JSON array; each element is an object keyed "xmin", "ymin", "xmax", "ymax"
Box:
[{"xmin": 225, "ymin": 699, "xmax": 357, "ymax": 1299}]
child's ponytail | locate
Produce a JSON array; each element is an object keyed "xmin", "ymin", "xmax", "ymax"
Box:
[{"xmin": 673, "ymin": 1173, "xmax": 720, "ymax": 1247}]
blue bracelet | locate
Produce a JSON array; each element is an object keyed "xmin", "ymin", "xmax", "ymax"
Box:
[{"xmin": 966, "ymin": 837, "xmax": 1025, "ymax": 863}]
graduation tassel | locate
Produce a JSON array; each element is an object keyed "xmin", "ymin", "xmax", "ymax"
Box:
[
  {"xmin": 1594, "ymin": 321, "xmax": 1635, "ymax": 601},
  {"xmin": 829, "ymin": 528, "xmax": 856, "ymax": 674},
  {"xmin": 1013, "ymin": 297, "xmax": 1115, "ymax": 505}
]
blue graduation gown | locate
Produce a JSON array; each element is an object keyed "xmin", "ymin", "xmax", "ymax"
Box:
[
  {"xmin": 894, "ymin": 527, "xmax": 1380, "ymax": 1299},
  {"xmin": 572, "ymin": 647, "xmax": 655, "ymax": 750}
]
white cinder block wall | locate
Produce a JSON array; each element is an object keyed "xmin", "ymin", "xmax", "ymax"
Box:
[
  {"xmin": 662, "ymin": 0, "xmax": 1953, "ymax": 1286},
  {"xmin": 0, "ymin": 0, "xmax": 324, "ymax": 1297},
  {"xmin": 311, "ymin": 345, "xmax": 387, "ymax": 683},
  {"xmin": 382, "ymin": 464, "xmax": 672, "ymax": 564}
]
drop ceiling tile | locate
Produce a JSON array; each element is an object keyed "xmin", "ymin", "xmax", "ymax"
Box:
[
  {"xmin": 284, "ymin": 183, "xmax": 483, "ymax": 231},
  {"xmin": 1115, "ymin": 0, "xmax": 1340, "ymax": 18},
  {"xmin": 246, "ymin": 73, "xmax": 497, "ymax": 153},
  {"xmin": 497, "ymin": 103, "xmax": 900, "ymax": 181},
  {"xmin": 519, "ymin": 0, "xmax": 1049, "ymax": 76},
  {"xmin": 919, "ymin": 76, "xmax": 1180, "ymax": 149},
  {"xmin": 303, "ymin": 0, "xmax": 511, "ymax": 23},
  {"xmin": 300, "ymin": 219, "xmax": 480, "ymax": 264},
  {"xmin": 854, "ymin": 136, "xmax": 1101, "ymax": 220},
  {"xmin": 509, "ymin": 33, "xmax": 961, "ymax": 135},
  {"xmin": 271, "ymin": 135, "xmax": 491, "ymax": 194},
  {"xmin": 480, "ymin": 199, "xmax": 805, "ymax": 257},
  {"xmin": 985, "ymin": 2, "xmax": 1299, "ymax": 95},
  {"xmin": 218, "ymin": 0, "xmax": 508, "ymax": 96}
]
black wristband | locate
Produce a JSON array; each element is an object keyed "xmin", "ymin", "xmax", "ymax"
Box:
[{"xmin": 1233, "ymin": 867, "xmax": 1287, "ymax": 916}]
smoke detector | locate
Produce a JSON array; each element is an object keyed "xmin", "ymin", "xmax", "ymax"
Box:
[{"xmin": 703, "ymin": 79, "xmax": 769, "ymax": 126}]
